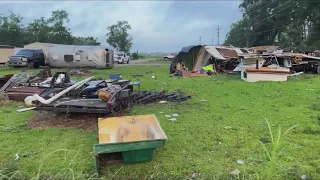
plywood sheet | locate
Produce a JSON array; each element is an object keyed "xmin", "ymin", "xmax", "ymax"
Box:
[{"xmin": 98, "ymin": 114, "xmax": 167, "ymax": 144}]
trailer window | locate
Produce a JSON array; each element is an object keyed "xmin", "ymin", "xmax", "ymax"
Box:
[{"xmin": 64, "ymin": 55, "xmax": 74, "ymax": 62}]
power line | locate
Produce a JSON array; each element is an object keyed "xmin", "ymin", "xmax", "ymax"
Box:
[
  {"xmin": 249, "ymin": 0, "xmax": 292, "ymax": 22},
  {"xmin": 250, "ymin": 1, "xmax": 277, "ymax": 16},
  {"xmin": 251, "ymin": 0, "xmax": 295, "ymax": 28},
  {"xmin": 252, "ymin": 20, "xmax": 305, "ymax": 35}
]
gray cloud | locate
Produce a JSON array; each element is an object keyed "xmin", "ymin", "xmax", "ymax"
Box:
[{"xmin": 0, "ymin": 1, "xmax": 242, "ymax": 52}]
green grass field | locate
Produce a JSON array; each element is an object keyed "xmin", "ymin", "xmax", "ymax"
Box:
[{"xmin": 0, "ymin": 65, "xmax": 320, "ymax": 179}]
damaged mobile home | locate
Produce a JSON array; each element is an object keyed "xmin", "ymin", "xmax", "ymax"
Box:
[
  {"xmin": 169, "ymin": 45, "xmax": 244, "ymax": 76},
  {"xmin": 170, "ymin": 45, "xmax": 320, "ymax": 80}
]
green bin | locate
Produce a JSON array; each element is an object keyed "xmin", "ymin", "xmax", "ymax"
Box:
[{"xmin": 93, "ymin": 114, "xmax": 167, "ymax": 175}]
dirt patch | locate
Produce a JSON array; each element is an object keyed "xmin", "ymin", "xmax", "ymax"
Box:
[{"xmin": 28, "ymin": 111, "xmax": 110, "ymax": 131}]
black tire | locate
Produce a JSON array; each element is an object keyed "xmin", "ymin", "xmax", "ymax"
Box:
[
  {"xmin": 127, "ymin": 59, "xmax": 130, "ymax": 64},
  {"xmin": 164, "ymin": 57, "xmax": 168, "ymax": 61},
  {"xmin": 27, "ymin": 61, "xmax": 35, "ymax": 68},
  {"xmin": 34, "ymin": 63, "xmax": 40, "ymax": 68}
]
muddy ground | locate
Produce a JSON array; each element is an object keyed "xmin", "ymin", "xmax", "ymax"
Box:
[{"xmin": 28, "ymin": 111, "xmax": 113, "ymax": 131}]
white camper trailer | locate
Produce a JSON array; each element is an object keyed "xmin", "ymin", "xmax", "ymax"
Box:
[{"xmin": 48, "ymin": 45, "xmax": 114, "ymax": 69}]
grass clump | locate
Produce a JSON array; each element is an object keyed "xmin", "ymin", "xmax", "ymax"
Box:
[
  {"xmin": 310, "ymin": 103, "xmax": 320, "ymax": 111},
  {"xmin": 257, "ymin": 119, "xmax": 297, "ymax": 180}
]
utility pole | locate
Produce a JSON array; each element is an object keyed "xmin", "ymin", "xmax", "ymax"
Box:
[
  {"xmin": 212, "ymin": 30, "xmax": 214, "ymax": 45},
  {"xmin": 216, "ymin": 25, "xmax": 222, "ymax": 45},
  {"xmin": 199, "ymin": 36, "xmax": 202, "ymax": 45},
  {"xmin": 246, "ymin": 20, "xmax": 252, "ymax": 47}
]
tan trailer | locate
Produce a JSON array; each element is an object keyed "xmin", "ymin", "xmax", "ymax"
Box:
[{"xmin": 0, "ymin": 45, "xmax": 14, "ymax": 64}]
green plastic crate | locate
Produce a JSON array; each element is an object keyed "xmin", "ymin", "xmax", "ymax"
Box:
[{"xmin": 93, "ymin": 114, "xmax": 167, "ymax": 175}]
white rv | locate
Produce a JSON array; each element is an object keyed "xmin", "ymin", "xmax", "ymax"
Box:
[{"xmin": 47, "ymin": 45, "xmax": 114, "ymax": 69}]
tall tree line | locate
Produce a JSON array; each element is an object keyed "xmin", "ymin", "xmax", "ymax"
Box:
[
  {"xmin": 225, "ymin": 0, "xmax": 320, "ymax": 51},
  {"xmin": 0, "ymin": 10, "xmax": 101, "ymax": 47}
]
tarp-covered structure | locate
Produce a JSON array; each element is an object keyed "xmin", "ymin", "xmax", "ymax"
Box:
[
  {"xmin": 169, "ymin": 45, "xmax": 202, "ymax": 74},
  {"xmin": 170, "ymin": 45, "xmax": 243, "ymax": 74}
]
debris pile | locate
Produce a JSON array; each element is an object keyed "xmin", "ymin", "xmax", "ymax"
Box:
[
  {"xmin": 68, "ymin": 69, "xmax": 92, "ymax": 76},
  {"xmin": 9, "ymin": 71, "xmax": 192, "ymax": 115},
  {"xmin": 170, "ymin": 44, "xmax": 320, "ymax": 81},
  {"xmin": 0, "ymin": 68, "xmax": 52, "ymax": 101},
  {"xmin": 131, "ymin": 91, "xmax": 191, "ymax": 104}
]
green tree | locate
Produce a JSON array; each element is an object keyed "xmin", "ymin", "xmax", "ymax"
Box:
[
  {"xmin": 225, "ymin": 0, "xmax": 320, "ymax": 51},
  {"xmin": 73, "ymin": 36, "xmax": 101, "ymax": 45},
  {"xmin": 47, "ymin": 10, "xmax": 73, "ymax": 44},
  {"xmin": 106, "ymin": 21, "xmax": 132, "ymax": 53},
  {"xmin": 0, "ymin": 10, "xmax": 102, "ymax": 46},
  {"xmin": 0, "ymin": 11, "xmax": 24, "ymax": 47},
  {"xmin": 24, "ymin": 17, "xmax": 51, "ymax": 44},
  {"xmin": 225, "ymin": 19, "xmax": 247, "ymax": 47}
]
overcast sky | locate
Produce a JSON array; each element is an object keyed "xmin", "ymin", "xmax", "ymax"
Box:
[{"xmin": 0, "ymin": 1, "xmax": 243, "ymax": 53}]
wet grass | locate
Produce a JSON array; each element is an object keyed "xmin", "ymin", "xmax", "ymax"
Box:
[{"xmin": 0, "ymin": 65, "xmax": 320, "ymax": 179}]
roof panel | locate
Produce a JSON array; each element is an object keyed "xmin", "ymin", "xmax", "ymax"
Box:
[{"xmin": 204, "ymin": 46, "xmax": 226, "ymax": 60}]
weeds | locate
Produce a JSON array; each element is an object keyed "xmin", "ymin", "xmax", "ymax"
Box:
[
  {"xmin": 310, "ymin": 103, "xmax": 320, "ymax": 111},
  {"xmin": 302, "ymin": 127, "xmax": 320, "ymax": 134},
  {"xmin": 0, "ymin": 149, "xmax": 99, "ymax": 180},
  {"xmin": 257, "ymin": 119, "xmax": 297, "ymax": 180}
]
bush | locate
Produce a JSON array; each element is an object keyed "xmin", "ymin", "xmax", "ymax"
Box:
[{"xmin": 131, "ymin": 52, "xmax": 139, "ymax": 60}]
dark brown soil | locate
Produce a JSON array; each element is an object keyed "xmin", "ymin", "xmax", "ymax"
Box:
[{"xmin": 28, "ymin": 111, "xmax": 109, "ymax": 131}]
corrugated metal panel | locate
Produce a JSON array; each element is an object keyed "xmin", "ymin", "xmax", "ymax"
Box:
[{"xmin": 204, "ymin": 46, "xmax": 226, "ymax": 60}]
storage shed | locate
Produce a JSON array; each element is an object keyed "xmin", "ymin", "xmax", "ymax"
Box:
[{"xmin": 0, "ymin": 45, "xmax": 14, "ymax": 64}]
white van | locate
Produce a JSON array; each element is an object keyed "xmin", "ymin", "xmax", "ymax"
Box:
[{"xmin": 114, "ymin": 51, "xmax": 130, "ymax": 64}]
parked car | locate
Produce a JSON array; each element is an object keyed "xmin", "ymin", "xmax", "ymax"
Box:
[
  {"xmin": 163, "ymin": 53, "xmax": 175, "ymax": 61},
  {"xmin": 114, "ymin": 51, "xmax": 130, "ymax": 64},
  {"xmin": 8, "ymin": 49, "xmax": 45, "ymax": 68}
]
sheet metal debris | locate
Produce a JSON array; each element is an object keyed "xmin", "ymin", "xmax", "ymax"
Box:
[
  {"xmin": 131, "ymin": 91, "xmax": 191, "ymax": 104},
  {"xmin": 0, "ymin": 68, "xmax": 52, "ymax": 101},
  {"xmin": 231, "ymin": 168, "xmax": 240, "ymax": 175},
  {"xmin": 237, "ymin": 160, "xmax": 245, "ymax": 165},
  {"xmin": 17, "ymin": 107, "xmax": 36, "ymax": 112}
]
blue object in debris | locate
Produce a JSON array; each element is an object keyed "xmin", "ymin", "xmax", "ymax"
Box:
[{"xmin": 109, "ymin": 74, "xmax": 122, "ymax": 80}]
